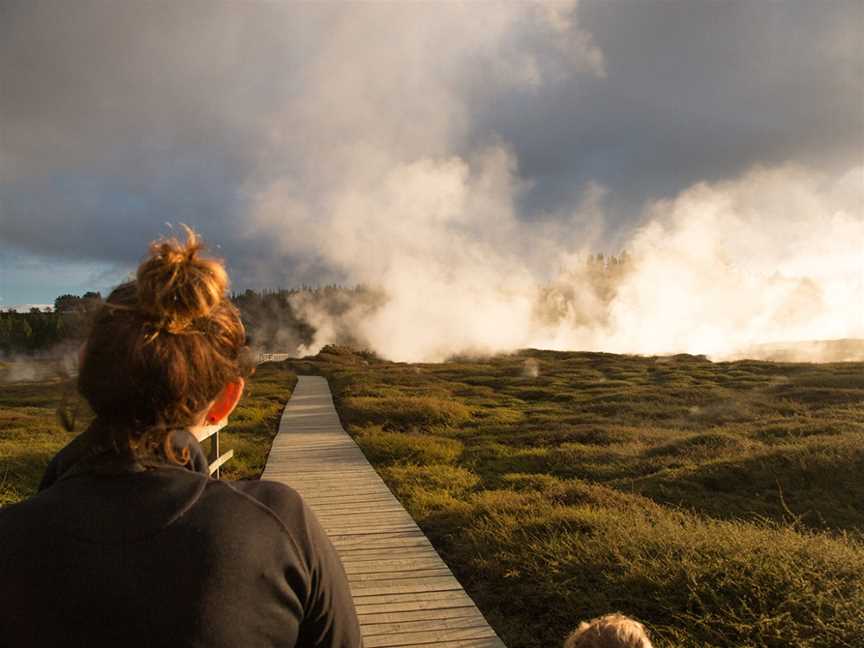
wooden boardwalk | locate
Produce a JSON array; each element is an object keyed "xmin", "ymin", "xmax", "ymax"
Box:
[{"xmin": 262, "ymin": 376, "xmax": 506, "ymax": 648}]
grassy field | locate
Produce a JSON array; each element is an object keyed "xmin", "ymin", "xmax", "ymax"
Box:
[
  {"xmin": 3, "ymin": 348, "xmax": 863, "ymax": 647},
  {"xmin": 287, "ymin": 346, "xmax": 864, "ymax": 648},
  {"xmin": 0, "ymin": 360, "xmax": 296, "ymax": 505}
]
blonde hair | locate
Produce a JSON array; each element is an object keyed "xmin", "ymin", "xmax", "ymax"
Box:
[{"xmin": 564, "ymin": 614, "xmax": 653, "ymax": 648}]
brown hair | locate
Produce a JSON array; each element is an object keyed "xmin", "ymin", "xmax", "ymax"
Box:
[
  {"xmin": 564, "ymin": 614, "xmax": 654, "ymax": 648},
  {"xmin": 77, "ymin": 226, "xmax": 252, "ymax": 461}
]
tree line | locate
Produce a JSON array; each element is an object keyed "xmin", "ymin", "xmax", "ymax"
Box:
[
  {"xmin": 0, "ymin": 293, "xmax": 103, "ymax": 355},
  {"xmin": 3, "ymin": 253, "xmax": 631, "ymax": 356},
  {"xmin": 0, "ymin": 286, "xmax": 382, "ymax": 356}
]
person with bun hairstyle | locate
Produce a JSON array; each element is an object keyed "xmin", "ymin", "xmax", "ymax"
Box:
[{"xmin": 0, "ymin": 228, "xmax": 363, "ymax": 648}]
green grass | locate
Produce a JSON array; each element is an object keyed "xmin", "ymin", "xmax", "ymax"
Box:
[
  {"xmin": 4, "ymin": 346, "xmax": 864, "ymax": 647},
  {"xmin": 215, "ymin": 363, "xmax": 298, "ymax": 481},
  {"xmin": 287, "ymin": 345, "xmax": 864, "ymax": 648},
  {"xmin": 0, "ymin": 362, "xmax": 296, "ymax": 505},
  {"xmin": 0, "ymin": 377, "xmax": 80, "ymax": 506}
]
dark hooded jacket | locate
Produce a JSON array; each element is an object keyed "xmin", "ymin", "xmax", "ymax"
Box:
[{"xmin": 0, "ymin": 424, "xmax": 362, "ymax": 648}]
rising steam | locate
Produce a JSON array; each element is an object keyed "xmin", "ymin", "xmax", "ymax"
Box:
[
  {"xmin": 282, "ymin": 161, "xmax": 862, "ymax": 361},
  {"xmin": 4, "ymin": 2, "xmax": 860, "ymax": 362},
  {"xmin": 242, "ymin": 4, "xmax": 862, "ymax": 362}
]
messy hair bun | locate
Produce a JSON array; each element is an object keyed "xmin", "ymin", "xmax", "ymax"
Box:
[
  {"xmin": 78, "ymin": 225, "xmax": 250, "ymax": 455},
  {"xmin": 136, "ymin": 226, "xmax": 229, "ymax": 335}
]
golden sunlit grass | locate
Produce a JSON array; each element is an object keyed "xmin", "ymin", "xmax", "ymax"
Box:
[
  {"xmin": 0, "ymin": 377, "xmax": 79, "ymax": 506},
  {"xmin": 215, "ymin": 364, "xmax": 297, "ymax": 481},
  {"xmin": 291, "ymin": 346, "xmax": 864, "ymax": 648},
  {"xmin": 3, "ymin": 347, "xmax": 863, "ymax": 647},
  {"xmin": 0, "ymin": 362, "xmax": 296, "ymax": 505}
]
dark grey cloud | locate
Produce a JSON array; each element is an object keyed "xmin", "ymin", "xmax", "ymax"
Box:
[
  {"xmin": 1, "ymin": 0, "xmax": 321, "ymax": 255},
  {"xmin": 1, "ymin": 0, "xmax": 861, "ymax": 291},
  {"xmin": 486, "ymin": 1, "xmax": 864, "ymax": 218}
]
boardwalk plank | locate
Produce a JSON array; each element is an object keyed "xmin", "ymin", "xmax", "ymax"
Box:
[
  {"xmin": 353, "ymin": 590, "xmax": 477, "ymax": 612},
  {"xmin": 321, "ymin": 517, "xmax": 417, "ymax": 530},
  {"xmin": 340, "ymin": 549, "xmax": 437, "ymax": 564},
  {"xmin": 330, "ymin": 529, "xmax": 429, "ymax": 556},
  {"xmin": 344, "ymin": 557, "xmax": 446, "ymax": 574},
  {"xmin": 363, "ymin": 616, "xmax": 493, "ymax": 637},
  {"xmin": 359, "ymin": 606, "xmax": 482, "ymax": 625},
  {"xmin": 363, "ymin": 625, "xmax": 499, "ymax": 647},
  {"xmin": 348, "ymin": 567, "xmax": 454, "ymax": 582},
  {"xmin": 302, "ymin": 504, "xmax": 406, "ymax": 515},
  {"xmin": 262, "ymin": 375, "xmax": 506, "ymax": 647}
]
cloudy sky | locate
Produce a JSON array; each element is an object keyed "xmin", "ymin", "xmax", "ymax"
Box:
[{"xmin": 0, "ymin": 0, "xmax": 861, "ymax": 358}]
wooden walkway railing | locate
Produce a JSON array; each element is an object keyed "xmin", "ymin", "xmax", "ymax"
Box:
[
  {"xmin": 257, "ymin": 351, "xmax": 294, "ymax": 364},
  {"xmin": 262, "ymin": 375, "xmax": 506, "ymax": 648},
  {"xmin": 193, "ymin": 421, "xmax": 234, "ymax": 478}
]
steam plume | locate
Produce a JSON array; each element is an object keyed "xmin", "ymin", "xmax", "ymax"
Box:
[
  {"xmin": 2, "ymin": 2, "xmax": 861, "ymax": 361},
  {"xmin": 284, "ymin": 162, "xmax": 863, "ymax": 361},
  {"xmin": 241, "ymin": 5, "xmax": 862, "ymax": 361}
]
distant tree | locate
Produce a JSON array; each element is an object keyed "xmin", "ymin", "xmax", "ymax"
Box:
[
  {"xmin": 81, "ymin": 291, "xmax": 102, "ymax": 314},
  {"xmin": 9, "ymin": 317, "xmax": 32, "ymax": 349},
  {"xmin": 0, "ymin": 315, "xmax": 11, "ymax": 353},
  {"xmin": 52, "ymin": 314, "xmax": 66, "ymax": 340},
  {"xmin": 54, "ymin": 294, "xmax": 84, "ymax": 313},
  {"xmin": 26, "ymin": 312, "xmax": 49, "ymax": 350}
]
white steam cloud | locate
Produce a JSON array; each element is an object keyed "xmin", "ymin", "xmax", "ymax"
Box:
[
  {"xmin": 285, "ymin": 160, "xmax": 863, "ymax": 361},
  {"xmin": 599, "ymin": 165, "xmax": 863, "ymax": 358},
  {"xmin": 243, "ymin": 4, "xmax": 862, "ymax": 361},
  {"xmin": 3, "ymin": 2, "xmax": 860, "ymax": 361}
]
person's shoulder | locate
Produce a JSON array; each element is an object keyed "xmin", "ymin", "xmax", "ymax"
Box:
[
  {"xmin": 0, "ymin": 491, "xmax": 52, "ymax": 538},
  {"xmin": 38, "ymin": 428, "xmax": 94, "ymax": 490},
  {"xmin": 226, "ymin": 478, "xmax": 302, "ymax": 503},
  {"xmin": 0, "ymin": 499, "xmax": 22, "ymax": 525},
  {"xmin": 1, "ymin": 487, "xmax": 56, "ymax": 517},
  {"xmin": 206, "ymin": 480, "xmax": 311, "ymax": 533},
  {"xmin": 222, "ymin": 479, "xmax": 305, "ymax": 520}
]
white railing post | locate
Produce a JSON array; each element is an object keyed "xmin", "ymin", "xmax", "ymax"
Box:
[{"xmin": 193, "ymin": 421, "xmax": 234, "ymax": 478}]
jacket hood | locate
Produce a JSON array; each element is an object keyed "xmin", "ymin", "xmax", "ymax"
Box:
[{"xmin": 31, "ymin": 427, "xmax": 212, "ymax": 543}]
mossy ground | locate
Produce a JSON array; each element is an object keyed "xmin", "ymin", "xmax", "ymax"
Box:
[
  {"xmin": 0, "ymin": 362, "xmax": 296, "ymax": 505},
  {"xmin": 3, "ymin": 348, "xmax": 863, "ymax": 647},
  {"xmin": 289, "ymin": 347, "xmax": 864, "ymax": 648}
]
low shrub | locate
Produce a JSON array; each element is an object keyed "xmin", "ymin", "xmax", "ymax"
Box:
[
  {"xmin": 298, "ymin": 349, "xmax": 864, "ymax": 647},
  {"xmin": 0, "ymin": 363, "xmax": 298, "ymax": 498},
  {"xmin": 437, "ymin": 485, "xmax": 864, "ymax": 648},
  {"xmin": 382, "ymin": 462, "xmax": 479, "ymax": 490},
  {"xmin": 341, "ymin": 395, "xmax": 472, "ymax": 429},
  {"xmin": 354, "ymin": 425, "xmax": 464, "ymax": 465},
  {"xmin": 645, "ymin": 432, "xmax": 759, "ymax": 460}
]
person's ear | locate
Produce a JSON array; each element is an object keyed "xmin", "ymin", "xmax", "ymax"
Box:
[{"xmin": 205, "ymin": 378, "xmax": 245, "ymax": 425}]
